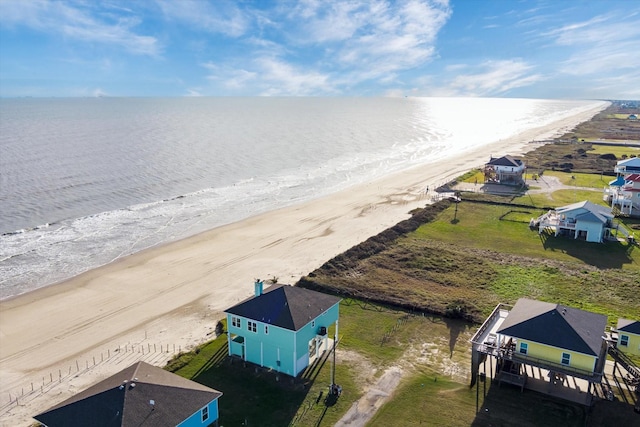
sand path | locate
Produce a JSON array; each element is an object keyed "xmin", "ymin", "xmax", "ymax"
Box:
[{"xmin": 0, "ymin": 103, "xmax": 608, "ymax": 425}]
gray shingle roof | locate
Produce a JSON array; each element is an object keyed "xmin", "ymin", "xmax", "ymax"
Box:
[
  {"xmin": 225, "ymin": 284, "xmax": 341, "ymax": 331},
  {"xmin": 486, "ymin": 155, "xmax": 522, "ymax": 167},
  {"xmin": 617, "ymin": 318, "xmax": 640, "ymax": 335},
  {"xmin": 555, "ymin": 200, "xmax": 613, "ymax": 224},
  {"xmin": 496, "ymin": 298, "xmax": 607, "ymax": 356},
  {"xmin": 34, "ymin": 362, "xmax": 222, "ymax": 427}
]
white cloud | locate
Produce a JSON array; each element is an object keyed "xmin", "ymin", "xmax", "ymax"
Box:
[
  {"xmin": 155, "ymin": 0, "xmax": 250, "ymax": 37},
  {"xmin": 443, "ymin": 60, "xmax": 544, "ymax": 97},
  {"xmin": 92, "ymin": 88, "xmax": 108, "ymax": 97},
  {"xmin": 198, "ymin": 0, "xmax": 452, "ymax": 95},
  {"xmin": 288, "ymin": 0, "xmax": 451, "ymax": 84},
  {"xmin": 185, "ymin": 88, "xmax": 203, "ymax": 97},
  {"xmin": 0, "ymin": 0, "xmax": 161, "ymax": 56},
  {"xmin": 254, "ymin": 57, "xmax": 333, "ymax": 96},
  {"xmin": 545, "ymin": 12, "xmax": 640, "ymax": 78}
]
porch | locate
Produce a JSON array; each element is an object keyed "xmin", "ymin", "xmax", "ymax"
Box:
[{"xmin": 471, "ymin": 303, "xmax": 604, "ymax": 406}]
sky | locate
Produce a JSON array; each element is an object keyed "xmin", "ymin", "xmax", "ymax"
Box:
[{"xmin": 1, "ymin": 0, "xmax": 639, "ymax": 99}]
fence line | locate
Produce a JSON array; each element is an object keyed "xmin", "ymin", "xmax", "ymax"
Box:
[{"xmin": 1, "ymin": 337, "xmax": 185, "ymax": 415}]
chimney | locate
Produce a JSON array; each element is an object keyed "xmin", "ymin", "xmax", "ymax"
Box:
[{"xmin": 254, "ymin": 279, "xmax": 263, "ymax": 297}]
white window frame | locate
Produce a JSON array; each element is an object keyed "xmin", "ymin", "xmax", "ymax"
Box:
[
  {"xmin": 561, "ymin": 352, "xmax": 571, "ymax": 366},
  {"xmin": 201, "ymin": 405, "xmax": 209, "ymax": 422},
  {"xmin": 620, "ymin": 334, "xmax": 629, "ymax": 347},
  {"xmin": 231, "ymin": 316, "xmax": 241, "ymax": 328},
  {"xmin": 248, "ymin": 321, "xmax": 257, "ymax": 333}
]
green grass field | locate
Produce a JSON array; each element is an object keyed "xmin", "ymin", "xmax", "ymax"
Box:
[
  {"xmin": 512, "ymin": 189, "xmax": 604, "ymax": 209},
  {"xmin": 587, "ymin": 145, "xmax": 640, "ymax": 158},
  {"xmin": 541, "ymin": 170, "xmax": 612, "ymax": 188}
]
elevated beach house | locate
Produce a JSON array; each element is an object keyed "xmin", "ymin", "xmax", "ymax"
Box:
[
  {"xmin": 471, "ymin": 298, "xmax": 608, "ymax": 405},
  {"xmin": 609, "ymin": 173, "xmax": 640, "ymax": 216},
  {"xmin": 225, "ymin": 281, "xmax": 341, "ymax": 377},
  {"xmin": 33, "ymin": 361, "xmax": 222, "ymax": 427},
  {"xmin": 613, "ymin": 156, "xmax": 640, "ymax": 176},
  {"xmin": 534, "ymin": 200, "xmax": 614, "ymax": 243},
  {"xmin": 484, "ymin": 155, "xmax": 525, "ymax": 185},
  {"xmin": 603, "ymin": 157, "xmax": 640, "ymax": 216},
  {"xmin": 615, "ymin": 318, "xmax": 640, "ymax": 356}
]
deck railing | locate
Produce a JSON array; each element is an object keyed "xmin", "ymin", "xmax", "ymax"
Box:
[
  {"xmin": 470, "ymin": 303, "xmax": 509, "ymax": 346},
  {"xmin": 480, "ymin": 346, "xmax": 603, "ymax": 382}
]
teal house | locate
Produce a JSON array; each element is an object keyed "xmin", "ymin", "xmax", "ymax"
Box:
[{"xmin": 225, "ymin": 281, "xmax": 341, "ymax": 377}]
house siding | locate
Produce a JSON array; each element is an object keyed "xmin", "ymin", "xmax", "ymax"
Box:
[
  {"xmin": 518, "ymin": 340, "xmax": 597, "ymax": 373},
  {"xmin": 226, "ymin": 314, "xmax": 296, "ymax": 375},
  {"xmin": 619, "ymin": 332, "xmax": 640, "ymax": 356},
  {"xmin": 575, "ymin": 220, "xmax": 605, "ymax": 243},
  {"xmin": 293, "ymin": 303, "xmax": 340, "ymax": 375},
  {"xmin": 226, "ymin": 302, "xmax": 339, "ymax": 377},
  {"xmin": 176, "ymin": 399, "xmax": 220, "ymax": 427}
]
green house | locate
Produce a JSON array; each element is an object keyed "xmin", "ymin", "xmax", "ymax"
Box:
[
  {"xmin": 616, "ymin": 318, "xmax": 640, "ymax": 356},
  {"xmin": 496, "ymin": 298, "xmax": 608, "ymax": 377}
]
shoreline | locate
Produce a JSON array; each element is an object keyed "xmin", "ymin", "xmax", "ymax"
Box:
[{"xmin": 0, "ymin": 102, "xmax": 609, "ymax": 425}]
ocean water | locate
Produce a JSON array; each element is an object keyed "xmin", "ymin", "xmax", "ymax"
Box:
[{"xmin": 0, "ymin": 97, "xmax": 606, "ymax": 299}]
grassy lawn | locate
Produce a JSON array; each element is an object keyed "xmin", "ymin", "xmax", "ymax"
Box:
[
  {"xmin": 168, "ymin": 326, "xmax": 360, "ymax": 427},
  {"xmin": 513, "ymin": 189, "xmax": 605, "ymax": 207},
  {"xmin": 302, "ymin": 199, "xmax": 639, "ymax": 324},
  {"xmin": 369, "ymin": 370, "xmax": 600, "ymax": 427},
  {"xmin": 416, "ymin": 202, "xmax": 639, "ymax": 271},
  {"xmin": 587, "ymin": 145, "xmax": 640, "ymax": 158},
  {"xmin": 459, "ymin": 169, "xmax": 485, "ymax": 184},
  {"xmin": 369, "ymin": 371, "xmax": 480, "ymax": 427},
  {"xmin": 541, "ymin": 170, "xmax": 612, "ymax": 188},
  {"xmin": 166, "ymin": 302, "xmax": 476, "ymax": 426}
]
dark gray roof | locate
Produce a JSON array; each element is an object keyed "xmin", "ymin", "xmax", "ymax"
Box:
[
  {"xmin": 617, "ymin": 318, "xmax": 640, "ymax": 334},
  {"xmin": 486, "ymin": 155, "xmax": 522, "ymax": 167},
  {"xmin": 225, "ymin": 284, "xmax": 341, "ymax": 331},
  {"xmin": 496, "ymin": 298, "xmax": 607, "ymax": 356},
  {"xmin": 34, "ymin": 362, "xmax": 222, "ymax": 427}
]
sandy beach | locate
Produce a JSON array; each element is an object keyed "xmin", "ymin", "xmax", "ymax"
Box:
[{"xmin": 0, "ymin": 103, "xmax": 608, "ymax": 425}]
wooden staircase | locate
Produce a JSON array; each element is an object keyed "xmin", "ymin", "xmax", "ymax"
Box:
[{"xmin": 608, "ymin": 345, "xmax": 640, "ymax": 385}]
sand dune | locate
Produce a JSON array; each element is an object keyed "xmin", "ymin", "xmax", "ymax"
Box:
[{"xmin": 0, "ymin": 102, "xmax": 608, "ymax": 425}]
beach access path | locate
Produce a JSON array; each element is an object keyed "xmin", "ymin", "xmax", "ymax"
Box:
[{"xmin": 0, "ymin": 103, "xmax": 608, "ymax": 426}]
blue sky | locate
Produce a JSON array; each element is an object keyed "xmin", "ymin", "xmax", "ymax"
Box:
[{"xmin": 1, "ymin": 0, "xmax": 639, "ymax": 99}]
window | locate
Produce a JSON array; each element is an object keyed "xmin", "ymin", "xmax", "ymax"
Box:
[
  {"xmin": 561, "ymin": 352, "xmax": 571, "ymax": 366},
  {"xmin": 231, "ymin": 316, "xmax": 241, "ymax": 328},
  {"xmin": 620, "ymin": 335, "xmax": 629, "ymax": 347},
  {"xmin": 265, "ymin": 325, "xmax": 269, "ymax": 335},
  {"xmin": 247, "ymin": 321, "xmax": 257, "ymax": 333},
  {"xmin": 519, "ymin": 342, "xmax": 528, "ymax": 355},
  {"xmin": 201, "ymin": 406, "xmax": 209, "ymax": 422},
  {"xmin": 311, "ymin": 320, "xmax": 315, "ymax": 328}
]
